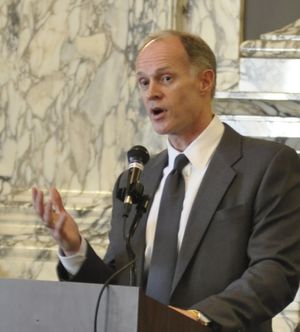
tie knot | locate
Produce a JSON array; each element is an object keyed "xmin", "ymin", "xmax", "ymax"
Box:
[{"xmin": 173, "ymin": 154, "xmax": 189, "ymax": 171}]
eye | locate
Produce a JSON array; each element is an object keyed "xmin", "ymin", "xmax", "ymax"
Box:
[
  {"xmin": 161, "ymin": 74, "xmax": 172, "ymax": 84},
  {"xmin": 138, "ymin": 77, "xmax": 149, "ymax": 90}
]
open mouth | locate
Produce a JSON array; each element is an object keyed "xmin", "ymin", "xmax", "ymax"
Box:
[{"xmin": 151, "ymin": 107, "xmax": 166, "ymax": 116}]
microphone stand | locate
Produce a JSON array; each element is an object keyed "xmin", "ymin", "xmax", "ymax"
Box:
[
  {"xmin": 117, "ymin": 183, "xmax": 149, "ymax": 286},
  {"xmin": 93, "ymin": 194, "xmax": 148, "ymax": 332},
  {"xmin": 125, "ymin": 194, "xmax": 149, "ymax": 286}
]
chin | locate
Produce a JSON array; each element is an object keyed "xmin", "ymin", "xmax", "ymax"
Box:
[
  {"xmin": 151, "ymin": 120, "xmax": 173, "ymax": 136},
  {"xmin": 152, "ymin": 127, "xmax": 169, "ymax": 136}
]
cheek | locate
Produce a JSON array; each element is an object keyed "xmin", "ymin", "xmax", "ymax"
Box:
[
  {"xmin": 168, "ymin": 81, "xmax": 195, "ymax": 101},
  {"xmin": 167, "ymin": 88, "xmax": 185, "ymax": 106},
  {"xmin": 140, "ymin": 94, "xmax": 148, "ymax": 107}
]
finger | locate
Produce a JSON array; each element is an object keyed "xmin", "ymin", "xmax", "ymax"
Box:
[
  {"xmin": 32, "ymin": 187, "xmax": 37, "ymax": 201},
  {"xmin": 32, "ymin": 187, "xmax": 38, "ymax": 211},
  {"xmin": 43, "ymin": 201, "xmax": 55, "ymax": 228},
  {"xmin": 33, "ymin": 189, "xmax": 45, "ymax": 218},
  {"xmin": 50, "ymin": 187, "xmax": 65, "ymax": 213}
]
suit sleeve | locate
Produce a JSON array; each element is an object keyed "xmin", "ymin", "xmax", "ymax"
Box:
[
  {"xmin": 57, "ymin": 241, "xmax": 115, "ymax": 283},
  {"xmin": 57, "ymin": 174, "xmax": 124, "ymax": 283},
  {"xmin": 194, "ymin": 146, "xmax": 300, "ymax": 330}
]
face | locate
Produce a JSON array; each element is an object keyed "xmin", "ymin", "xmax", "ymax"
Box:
[{"xmin": 135, "ymin": 35, "xmax": 213, "ymax": 150}]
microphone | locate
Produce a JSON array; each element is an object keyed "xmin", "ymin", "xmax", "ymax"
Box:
[{"xmin": 123, "ymin": 145, "xmax": 150, "ymax": 215}]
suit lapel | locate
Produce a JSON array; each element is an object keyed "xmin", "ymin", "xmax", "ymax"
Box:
[{"xmin": 171, "ymin": 125, "xmax": 243, "ymax": 292}]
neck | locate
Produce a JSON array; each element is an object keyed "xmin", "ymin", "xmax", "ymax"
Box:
[{"xmin": 168, "ymin": 112, "xmax": 214, "ymax": 151}]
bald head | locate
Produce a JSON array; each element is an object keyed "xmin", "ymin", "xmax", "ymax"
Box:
[{"xmin": 137, "ymin": 30, "xmax": 217, "ymax": 97}]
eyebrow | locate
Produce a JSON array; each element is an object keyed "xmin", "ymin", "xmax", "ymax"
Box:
[{"xmin": 136, "ymin": 66, "xmax": 173, "ymax": 77}]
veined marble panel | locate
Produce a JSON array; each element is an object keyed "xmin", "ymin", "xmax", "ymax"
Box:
[
  {"xmin": 176, "ymin": 0, "xmax": 242, "ymax": 91},
  {"xmin": 241, "ymin": 18, "xmax": 300, "ymax": 57},
  {"xmin": 214, "ymin": 97, "xmax": 300, "ymax": 117},
  {"xmin": 215, "ymin": 100, "xmax": 300, "ymax": 154},
  {"xmin": 220, "ymin": 115, "xmax": 300, "ymax": 138},
  {"xmin": 0, "ymin": 0, "xmax": 174, "ymax": 198},
  {"xmin": 239, "ymin": 58, "xmax": 300, "ymax": 93},
  {"xmin": 239, "ymin": 17, "xmax": 300, "ymax": 94},
  {"xmin": 216, "ymin": 91, "xmax": 300, "ymax": 101},
  {"xmin": 240, "ymin": 40, "xmax": 300, "ymax": 58}
]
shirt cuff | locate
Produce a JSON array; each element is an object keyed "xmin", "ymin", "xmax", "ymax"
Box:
[{"xmin": 58, "ymin": 237, "xmax": 87, "ymax": 276}]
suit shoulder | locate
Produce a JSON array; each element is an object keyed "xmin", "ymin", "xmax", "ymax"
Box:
[
  {"xmin": 224, "ymin": 123, "xmax": 298, "ymax": 158},
  {"xmin": 242, "ymin": 135, "xmax": 298, "ymax": 159},
  {"xmin": 144, "ymin": 149, "xmax": 168, "ymax": 170}
]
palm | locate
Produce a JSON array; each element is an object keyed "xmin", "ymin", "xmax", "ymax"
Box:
[{"xmin": 32, "ymin": 187, "xmax": 81, "ymax": 255}]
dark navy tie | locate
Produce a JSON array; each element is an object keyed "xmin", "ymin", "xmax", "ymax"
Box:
[{"xmin": 146, "ymin": 154, "xmax": 189, "ymax": 304}]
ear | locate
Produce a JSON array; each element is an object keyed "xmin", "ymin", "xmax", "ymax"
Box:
[{"xmin": 198, "ymin": 69, "xmax": 215, "ymax": 95}]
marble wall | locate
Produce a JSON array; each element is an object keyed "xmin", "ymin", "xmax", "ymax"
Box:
[
  {"xmin": 0, "ymin": 0, "xmax": 243, "ymax": 196},
  {"xmin": 0, "ymin": 0, "xmax": 244, "ymax": 278},
  {"xmin": 0, "ymin": 0, "xmax": 300, "ymax": 331}
]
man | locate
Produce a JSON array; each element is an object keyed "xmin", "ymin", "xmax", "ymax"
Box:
[{"xmin": 32, "ymin": 30, "xmax": 300, "ymax": 331}]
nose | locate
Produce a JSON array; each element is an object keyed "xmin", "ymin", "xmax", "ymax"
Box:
[{"xmin": 146, "ymin": 81, "xmax": 163, "ymax": 100}]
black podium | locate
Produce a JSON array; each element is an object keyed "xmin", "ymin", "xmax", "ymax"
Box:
[{"xmin": 0, "ymin": 279, "xmax": 212, "ymax": 332}]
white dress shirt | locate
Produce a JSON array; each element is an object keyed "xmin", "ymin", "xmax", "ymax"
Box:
[
  {"xmin": 60, "ymin": 115, "xmax": 224, "ymax": 276},
  {"xmin": 144, "ymin": 115, "xmax": 224, "ymax": 271}
]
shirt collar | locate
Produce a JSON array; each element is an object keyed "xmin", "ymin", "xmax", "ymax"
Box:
[{"xmin": 167, "ymin": 115, "xmax": 224, "ymax": 171}]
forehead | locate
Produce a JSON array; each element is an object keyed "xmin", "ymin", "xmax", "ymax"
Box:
[{"xmin": 135, "ymin": 36, "xmax": 191, "ymax": 75}]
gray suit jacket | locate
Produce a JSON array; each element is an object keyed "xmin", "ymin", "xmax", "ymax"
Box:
[{"xmin": 58, "ymin": 124, "xmax": 300, "ymax": 332}]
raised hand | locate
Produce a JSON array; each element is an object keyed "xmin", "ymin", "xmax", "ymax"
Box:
[{"xmin": 32, "ymin": 187, "xmax": 81, "ymax": 256}]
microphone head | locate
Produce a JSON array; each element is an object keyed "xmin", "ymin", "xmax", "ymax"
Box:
[{"xmin": 127, "ymin": 145, "xmax": 150, "ymax": 165}]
